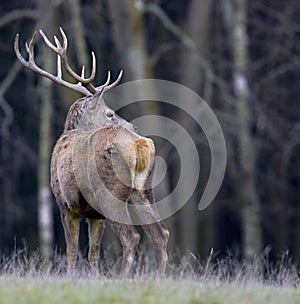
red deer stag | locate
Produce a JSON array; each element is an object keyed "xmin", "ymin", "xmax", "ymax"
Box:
[{"xmin": 14, "ymin": 28, "xmax": 169, "ymax": 275}]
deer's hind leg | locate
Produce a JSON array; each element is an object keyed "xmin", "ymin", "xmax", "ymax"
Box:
[
  {"xmin": 140, "ymin": 218, "xmax": 169, "ymax": 275},
  {"xmin": 87, "ymin": 219, "xmax": 105, "ymax": 272},
  {"xmin": 107, "ymin": 220, "xmax": 140, "ymax": 277},
  {"xmin": 130, "ymin": 190, "xmax": 169, "ymax": 275},
  {"xmin": 60, "ymin": 209, "xmax": 81, "ymax": 274}
]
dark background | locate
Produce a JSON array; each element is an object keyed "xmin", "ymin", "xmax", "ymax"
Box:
[{"xmin": 1, "ymin": 0, "xmax": 300, "ymax": 265}]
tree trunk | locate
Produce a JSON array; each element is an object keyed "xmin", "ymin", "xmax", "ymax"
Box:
[
  {"xmin": 108, "ymin": 0, "xmax": 144, "ymax": 81},
  {"xmin": 230, "ymin": 0, "xmax": 262, "ymax": 260},
  {"xmin": 108, "ymin": 0, "xmax": 174, "ymax": 254},
  {"xmin": 67, "ymin": 0, "xmax": 89, "ymax": 70},
  {"xmin": 178, "ymin": 0, "xmax": 214, "ymax": 255},
  {"xmin": 179, "ymin": 0, "xmax": 212, "ymax": 93},
  {"xmin": 108, "ymin": 0, "xmax": 164, "ymax": 139},
  {"xmin": 294, "ymin": 156, "xmax": 300, "ymax": 265},
  {"xmin": 36, "ymin": 0, "xmax": 55, "ymax": 260}
]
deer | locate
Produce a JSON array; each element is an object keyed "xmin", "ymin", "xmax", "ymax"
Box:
[{"xmin": 14, "ymin": 28, "xmax": 169, "ymax": 276}]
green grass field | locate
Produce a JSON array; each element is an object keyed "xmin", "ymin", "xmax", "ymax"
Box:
[
  {"xmin": 0, "ymin": 252, "xmax": 299, "ymax": 304},
  {"xmin": 0, "ymin": 277, "xmax": 299, "ymax": 304}
]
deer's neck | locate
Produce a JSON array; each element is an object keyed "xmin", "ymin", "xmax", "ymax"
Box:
[{"xmin": 64, "ymin": 99, "xmax": 87, "ymax": 132}]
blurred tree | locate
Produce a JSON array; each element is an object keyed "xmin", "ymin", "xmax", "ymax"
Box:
[
  {"xmin": 1, "ymin": 0, "xmax": 300, "ymax": 267},
  {"xmin": 108, "ymin": 0, "xmax": 147, "ymax": 81},
  {"xmin": 178, "ymin": 0, "xmax": 214, "ymax": 256},
  {"xmin": 36, "ymin": 0, "xmax": 56, "ymax": 260},
  {"xmin": 225, "ymin": 0, "xmax": 262, "ymax": 259},
  {"xmin": 107, "ymin": 0, "xmax": 172, "ymax": 254},
  {"xmin": 68, "ymin": 0, "xmax": 89, "ymax": 70}
]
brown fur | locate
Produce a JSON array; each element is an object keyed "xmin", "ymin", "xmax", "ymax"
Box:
[
  {"xmin": 15, "ymin": 29, "xmax": 169, "ymax": 276},
  {"xmin": 64, "ymin": 98, "xmax": 87, "ymax": 131},
  {"xmin": 135, "ymin": 138, "xmax": 151, "ymax": 172},
  {"xmin": 51, "ymin": 104, "xmax": 169, "ymax": 275}
]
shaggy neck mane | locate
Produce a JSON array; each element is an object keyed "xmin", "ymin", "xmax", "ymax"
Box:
[{"xmin": 64, "ymin": 98, "xmax": 87, "ymax": 132}]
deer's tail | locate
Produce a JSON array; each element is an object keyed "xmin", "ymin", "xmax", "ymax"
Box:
[{"xmin": 135, "ymin": 138, "xmax": 154, "ymax": 172}]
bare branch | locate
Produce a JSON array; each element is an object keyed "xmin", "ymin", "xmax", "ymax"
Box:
[
  {"xmin": 139, "ymin": 3, "xmax": 211, "ymax": 71},
  {"xmin": 0, "ymin": 9, "xmax": 37, "ymax": 29},
  {"xmin": 282, "ymin": 122, "xmax": 300, "ymax": 170},
  {"xmin": 0, "ymin": 61, "xmax": 21, "ymax": 143},
  {"xmin": 255, "ymin": 62, "xmax": 300, "ymax": 86},
  {"xmin": 0, "ymin": 60, "xmax": 22, "ymax": 99},
  {"xmin": 139, "ymin": 2, "xmax": 234, "ymax": 104}
]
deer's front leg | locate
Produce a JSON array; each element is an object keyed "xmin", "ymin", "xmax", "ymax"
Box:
[
  {"xmin": 108, "ymin": 220, "xmax": 140, "ymax": 277},
  {"xmin": 87, "ymin": 219, "xmax": 105, "ymax": 272},
  {"xmin": 60, "ymin": 209, "xmax": 80, "ymax": 273}
]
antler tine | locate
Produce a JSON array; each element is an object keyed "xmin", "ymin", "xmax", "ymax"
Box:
[
  {"xmin": 57, "ymin": 55, "xmax": 62, "ymax": 78},
  {"xmin": 27, "ymin": 32, "xmax": 37, "ymax": 60},
  {"xmin": 60, "ymin": 27, "xmax": 96, "ymax": 85},
  {"xmin": 54, "ymin": 36, "xmax": 63, "ymax": 50},
  {"xmin": 63, "ymin": 51, "xmax": 96, "ymax": 85},
  {"xmin": 58, "ymin": 27, "xmax": 96, "ymax": 85},
  {"xmin": 95, "ymin": 71, "xmax": 111, "ymax": 91},
  {"xmin": 14, "ymin": 32, "xmax": 91, "ymax": 96},
  {"xmin": 39, "ymin": 28, "xmax": 96, "ymax": 89},
  {"xmin": 14, "ymin": 32, "xmax": 36, "ymax": 67},
  {"xmin": 59, "ymin": 27, "xmax": 68, "ymax": 51},
  {"xmin": 14, "ymin": 29, "xmax": 121, "ymax": 97},
  {"xmin": 81, "ymin": 66, "xmax": 85, "ymax": 78},
  {"xmin": 95, "ymin": 70, "xmax": 122, "ymax": 92},
  {"xmin": 103, "ymin": 70, "xmax": 123, "ymax": 92},
  {"xmin": 14, "ymin": 33, "xmax": 26, "ymax": 64},
  {"xmin": 39, "ymin": 29, "xmax": 61, "ymax": 55}
]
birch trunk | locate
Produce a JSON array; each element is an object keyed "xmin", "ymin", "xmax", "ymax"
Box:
[
  {"xmin": 36, "ymin": 0, "xmax": 55, "ymax": 260},
  {"xmin": 231, "ymin": 0, "xmax": 262, "ymax": 260}
]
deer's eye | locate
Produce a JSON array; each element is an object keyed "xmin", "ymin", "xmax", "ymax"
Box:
[{"xmin": 106, "ymin": 110, "xmax": 114, "ymax": 119}]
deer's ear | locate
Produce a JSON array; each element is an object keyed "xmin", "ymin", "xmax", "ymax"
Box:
[
  {"xmin": 95, "ymin": 87, "xmax": 105, "ymax": 100},
  {"xmin": 89, "ymin": 88, "xmax": 105, "ymax": 109}
]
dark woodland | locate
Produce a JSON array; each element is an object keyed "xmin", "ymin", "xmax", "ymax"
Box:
[{"xmin": 1, "ymin": 0, "xmax": 300, "ymax": 267}]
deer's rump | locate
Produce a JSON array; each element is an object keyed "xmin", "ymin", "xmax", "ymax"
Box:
[{"xmin": 50, "ymin": 125, "xmax": 155, "ymax": 219}]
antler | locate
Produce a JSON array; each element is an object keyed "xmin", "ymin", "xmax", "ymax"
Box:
[
  {"xmin": 96, "ymin": 70, "xmax": 123, "ymax": 92},
  {"xmin": 14, "ymin": 28, "xmax": 123, "ymax": 96},
  {"xmin": 14, "ymin": 31, "xmax": 92, "ymax": 96},
  {"xmin": 39, "ymin": 27, "xmax": 97, "ymax": 94}
]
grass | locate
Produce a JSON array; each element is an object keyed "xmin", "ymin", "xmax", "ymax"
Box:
[
  {"xmin": 1, "ymin": 277, "xmax": 299, "ymax": 304},
  {"xmin": 0, "ymin": 250, "xmax": 299, "ymax": 304}
]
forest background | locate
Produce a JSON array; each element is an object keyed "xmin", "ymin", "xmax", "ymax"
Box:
[{"xmin": 0, "ymin": 0, "xmax": 300, "ymax": 267}]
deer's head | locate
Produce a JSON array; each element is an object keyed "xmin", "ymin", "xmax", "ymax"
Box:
[{"xmin": 14, "ymin": 28, "xmax": 136, "ymax": 132}]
